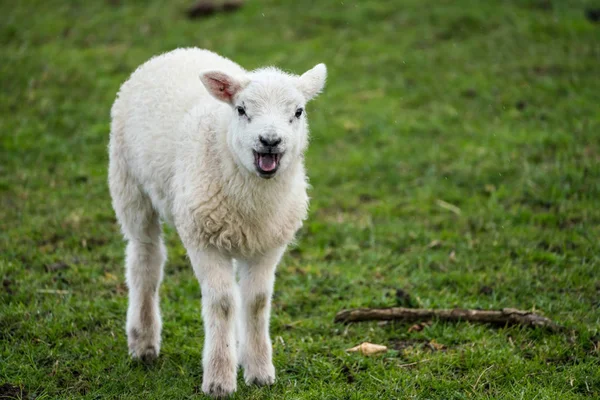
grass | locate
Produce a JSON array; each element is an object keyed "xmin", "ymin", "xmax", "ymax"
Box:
[{"xmin": 1, "ymin": 0, "xmax": 599, "ymax": 398}]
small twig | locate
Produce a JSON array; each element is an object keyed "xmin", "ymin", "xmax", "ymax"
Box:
[
  {"xmin": 284, "ymin": 320, "xmax": 304, "ymax": 327},
  {"xmin": 472, "ymin": 364, "xmax": 494, "ymax": 391},
  {"xmin": 37, "ymin": 289, "xmax": 70, "ymax": 295},
  {"xmin": 523, "ymin": 370, "xmax": 551, "ymax": 379},
  {"xmin": 398, "ymin": 358, "xmax": 431, "ymax": 368},
  {"xmin": 334, "ymin": 307, "xmax": 563, "ymax": 332},
  {"xmin": 368, "ymin": 373, "xmax": 385, "ymax": 384},
  {"xmin": 436, "ymin": 199, "xmax": 461, "ymax": 215}
]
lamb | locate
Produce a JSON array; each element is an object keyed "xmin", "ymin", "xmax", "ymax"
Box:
[{"xmin": 108, "ymin": 48, "xmax": 326, "ymax": 398}]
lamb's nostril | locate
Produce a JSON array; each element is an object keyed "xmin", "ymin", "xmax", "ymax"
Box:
[{"xmin": 259, "ymin": 136, "xmax": 282, "ymax": 147}]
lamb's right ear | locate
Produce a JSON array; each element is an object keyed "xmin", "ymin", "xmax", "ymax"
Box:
[
  {"xmin": 297, "ymin": 63, "xmax": 327, "ymax": 101},
  {"xmin": 199, "ymin": 71, "xmax": 249, "ymax": 104}
]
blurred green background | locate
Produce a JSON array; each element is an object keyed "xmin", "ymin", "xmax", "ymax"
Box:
[{"xmin": 1, "ymin": 0, "xmax": 599, "ymax": 398}]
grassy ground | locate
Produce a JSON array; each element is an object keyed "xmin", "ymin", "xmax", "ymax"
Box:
[{"xmin": 1, "ymin": 0, "xmax": 599, "ymax": 398}]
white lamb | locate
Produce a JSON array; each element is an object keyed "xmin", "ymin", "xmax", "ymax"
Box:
[{"xmin": 108, "ymin": 48, "xmax": 326, "ymax": 397}]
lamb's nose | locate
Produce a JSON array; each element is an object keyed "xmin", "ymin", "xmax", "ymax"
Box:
[{"xmin": 259, "ymin": 136, "xmax": 282, "ymax": 147}]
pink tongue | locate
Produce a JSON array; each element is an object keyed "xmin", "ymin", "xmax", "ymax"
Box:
[{"xmin": 258, "ymin": 154, "xmax": 277, "ymax": 172}]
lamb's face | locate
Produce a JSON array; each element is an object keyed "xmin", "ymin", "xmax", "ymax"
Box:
[
  {"xmin": 228, "ymin": 77, "xmax": 309, "ymax": 179},
  {"xmin": 200, "ymin": 64, "xmax": 326, "ymax": 179}
]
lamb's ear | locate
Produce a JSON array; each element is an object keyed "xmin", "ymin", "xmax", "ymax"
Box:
[
  {"xmin": 199, "ymin": 71, "xmax": 249, "ymax": 104},
  {"xmin": 296, "ymin": 63, "xmax": 327, "ymax": 101}
]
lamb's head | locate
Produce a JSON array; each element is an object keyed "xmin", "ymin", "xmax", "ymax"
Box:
[{"xmin": 200, "ymin": 64, "xmax": 326, "ymax": 179}]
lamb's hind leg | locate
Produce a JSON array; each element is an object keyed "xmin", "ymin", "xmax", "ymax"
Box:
[
  {"xmin": 124, "ymin": 227, "xmax": 165, "ymax": 362},
  {"xmin": 109, "ymin": 157, "xmax": 166, "ymax": 362}
]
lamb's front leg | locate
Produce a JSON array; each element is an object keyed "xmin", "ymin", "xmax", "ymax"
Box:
[
  {"xmin": 188, "ymin": 247, "xmax": 239, "ymax": 398},
  {"xmin": 237, "ymin": 246, "xmax": 286, "ymax": 386}
]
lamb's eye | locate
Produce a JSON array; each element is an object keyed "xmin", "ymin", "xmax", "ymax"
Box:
[
  {"xmin": 237, "ymin": 106, "xmax": 246, "ymax": 117},
  {"xmin": 295, "ymin": 108, "xmax": 303, "ymax": 118}
]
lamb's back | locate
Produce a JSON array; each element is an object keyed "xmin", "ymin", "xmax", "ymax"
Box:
[
  {"xmin": 109, "ymin": 48, "xmax": 245, "ymax": 222},
  {"xmin": 112, "ymin": 47, "xmax": 244, "ymax": 154}
]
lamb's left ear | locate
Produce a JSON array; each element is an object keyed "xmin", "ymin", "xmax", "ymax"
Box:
[
  {"xmin": 199, "ymin": 71, "xmax": 250, "ymax": 104},
  {"xmin": 296, "ymin": 63, "xmax": 327, "ymax": 101}
]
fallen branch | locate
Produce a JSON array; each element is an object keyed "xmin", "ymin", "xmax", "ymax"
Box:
[{"xmin": 334, "ymin": 307, "xmax": 563, "ymax": 332}]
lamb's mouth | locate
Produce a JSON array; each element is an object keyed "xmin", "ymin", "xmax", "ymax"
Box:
[{"xmin": 253, "ymin": 151, "xmax": 282, "ymax": 178}]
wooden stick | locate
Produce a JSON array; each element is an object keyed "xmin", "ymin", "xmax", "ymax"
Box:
[{"xmin": 334, "ymin": 307, "xmax": 563, "ymax": 332}]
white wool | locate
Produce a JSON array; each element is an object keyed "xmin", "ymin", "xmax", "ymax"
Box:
[{"xmin": 108, "ymin": 48, "xmax": 326, "ymax": 397}]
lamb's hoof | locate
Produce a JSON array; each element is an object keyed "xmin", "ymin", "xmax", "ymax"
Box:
[
  {"xmin": 202, "ymin": 380, "xmax": 236, "ymax": 398},
  {"xmin": 245, "ymin": 374, "xmax": 275, "ymax": 386},
  {"xmin": 128, "ymin": 328, "xmax": 160, "ymax": 364},
  {"xmin": 139, "ymin": 346, "xmax": 158, "ymax": 364},
  {"xmin": 243, "ymin": 363, "xmax": 276, "ymax": 386},
  {"xmin": 130, "ymin": 345, "xmax": 158, "ymax": 364}
]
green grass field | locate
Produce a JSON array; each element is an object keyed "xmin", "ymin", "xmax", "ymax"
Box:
[{"xmin": 1, "ymin": 0, "xmax": 599, "ymax": 398}]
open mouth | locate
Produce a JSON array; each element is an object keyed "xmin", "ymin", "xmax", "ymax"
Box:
[{"xmin": 253, "ymin": 151, "xmax": 282, "ymax": 178}]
